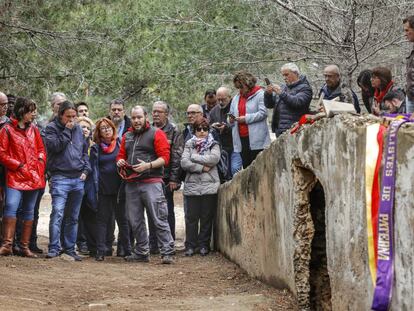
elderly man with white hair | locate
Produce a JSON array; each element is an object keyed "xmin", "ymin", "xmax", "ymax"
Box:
[{"xmin": 264, "ymin": 62, "xmax": 313, "ymax": 136}]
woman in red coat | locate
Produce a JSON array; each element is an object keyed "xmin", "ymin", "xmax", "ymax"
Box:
[{"xmin": 0, "ymin": 97, "xmax": 46, "ymax": 257}]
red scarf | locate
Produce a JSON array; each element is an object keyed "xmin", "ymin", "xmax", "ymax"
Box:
[
  {"xmin": 100, "ymin": 139, "xmax": 117, "ymax": 154},
  {"xmin": 238, "ymin": 85, "xmax": 262, "ymax": 137},
  {"xmin": 374, "ymin": 80, "xmax": 394, "ymax": 104}
]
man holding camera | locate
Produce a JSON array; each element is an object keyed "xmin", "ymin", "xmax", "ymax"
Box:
[{"xmin": 117, "ymin": 105, "xmax": 174, "ymax": 264}]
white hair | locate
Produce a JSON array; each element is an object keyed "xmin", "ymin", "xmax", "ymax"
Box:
[
  {"xmin": 216, "ymin": 86, "xmax": 231, "ymax": 97},
  {"xmin": 50, "ymin": 92, "xmax": 67, "ymax": 104},
  {"xmin": 281, "ymin": 63, "xmax": 300, "ymax": 75}
]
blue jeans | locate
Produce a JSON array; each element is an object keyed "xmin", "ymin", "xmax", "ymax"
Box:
[
  {"xmin": 406, "ymin": 96, "xmax": 414, "ymax": 113},
  {"xmin": 4, "ymin": 187, "xmax": 39, "ymax": 220},
  {"xmin": 230, "ymin": 152, "xmax": 243, "ymax": 176},
  {"xmin": 48, "ymin": 175, "xmax": 85, "ymax": 254}
]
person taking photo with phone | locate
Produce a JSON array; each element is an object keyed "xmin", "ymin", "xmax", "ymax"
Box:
[{"xmin": 264, "ymin": 63, "xmax": 313, "ymax": 136}]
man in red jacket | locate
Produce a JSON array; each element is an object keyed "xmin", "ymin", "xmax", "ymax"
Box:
[{"xmin": 116, "ymin": 105, "xmax": 174, "ymax": 264}]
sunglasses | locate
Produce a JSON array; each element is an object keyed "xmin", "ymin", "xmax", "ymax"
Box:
[{"xmin": 195, "ymin": 127, "xmax": 209, "ymax": 132}]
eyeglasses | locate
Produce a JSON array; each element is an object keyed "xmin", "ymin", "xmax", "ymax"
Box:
[
  {"xmin": 100, "ymin": 126, "xmax": 112, "ymax": 132},
  {"xmin": 195, "ymin": 127, "xmax": 209, "ymax": 132},
  {"xmin": 0, "ymin": 102, "xmax": 8, "ymax": 107},
  {"xmin": 186, "ymin": 111, "xmax": 201, "ymax": 116}
]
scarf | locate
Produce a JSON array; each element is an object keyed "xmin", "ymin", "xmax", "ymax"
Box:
[
  {"xmin": 190, "ymin": 133, "xmax": 215, "ymax": 155},
  {"xmin": 238, "ymin": 85, "xmax": 262, "ymax": 137},
  {"xmin": 100, "ymin": 139, "xmax": 117, "ymax": 154},
  {"xmin": 374, "ymin": 80, "xmax": 394, "ymax": 104}
]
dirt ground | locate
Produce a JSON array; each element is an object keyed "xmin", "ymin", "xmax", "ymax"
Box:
[{"xmin": 0, "ymin": 191, "xmax": 298, "ymax": 311}]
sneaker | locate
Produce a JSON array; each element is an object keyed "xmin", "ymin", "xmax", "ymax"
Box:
[
  {"xmin": 124, "ymin": 253, "xmax": 149, "ymax": 263},
  {"xmin": 199, "ymin": 247, "xmax": 209, "ymax": 256},
  {"xmin": 184, "ymin": 248, "xmax": 194, "ymax": 257},
  {"xmin": 65, "ymin": 252, "xmax": 83, "ymax": 261},
  {"xmin": 161, "ymin": 255, "xmax": 174, "ymax": 264},
  {"xmin": 78, "ymin": 244, "xmax": 89, "ymax": 255},
  {"xmin": 46, "ymin": 251, "xmax": 60, "ymax": 259}
]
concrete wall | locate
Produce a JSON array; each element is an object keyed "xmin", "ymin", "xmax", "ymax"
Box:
[{"xmin": 216, "ymin": 115, "xmax": 414, "ymax": 310}]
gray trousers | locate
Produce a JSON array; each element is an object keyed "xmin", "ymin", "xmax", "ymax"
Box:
[{"xmin": 125, "ymin": 182, "xmax": 174, "ymax": 256}]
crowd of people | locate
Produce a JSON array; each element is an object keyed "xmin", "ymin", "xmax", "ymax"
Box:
[{"xmin": 0, "ymin": 15, "xmax": 413, "ymax": 264}]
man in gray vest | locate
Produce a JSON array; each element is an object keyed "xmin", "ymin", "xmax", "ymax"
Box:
[{"xmin": 116, "ymin": 105, "xmax": 174, "ymax": 264}]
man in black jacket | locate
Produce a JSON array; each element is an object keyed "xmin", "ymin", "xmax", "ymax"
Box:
[
  {"xmin": 108, "ymin": 98, "xmax": 131, "ymax": 140},
  {"xmin": 209, "ymin": 86, "xmax": 238, "ymax": 177},
  {"xmin": 148, "ymin": 101, "xmax": 183, "ymax": 254},
  {"xmin": 44, "ymin": 101, "xmax": 91, "ymax": 261},
  {"xmin": 264, "ymin": 63, "xmax": 313, "ymax": 136},
  {"xmin": 107, "ymin": 98, "xmax": 133, "ymax": 255}
]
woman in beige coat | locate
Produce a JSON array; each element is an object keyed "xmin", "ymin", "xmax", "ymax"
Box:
[{"xmin": 181, "ymin": 118, "xmax": 220, "ymax": 257}]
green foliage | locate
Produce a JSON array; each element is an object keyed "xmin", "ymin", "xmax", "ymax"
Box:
[{"xmin": 0, "ymin": 0, "xmax": 411, "ymax": 122}]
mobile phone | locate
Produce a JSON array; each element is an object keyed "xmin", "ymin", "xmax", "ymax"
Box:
[
  {"xmin": 264, "ymin": 78, "xmax": 271, "ymax": 86},
  {"xmin": 227, "ymin": 113, "xmax": 236, "ymax": 119}
]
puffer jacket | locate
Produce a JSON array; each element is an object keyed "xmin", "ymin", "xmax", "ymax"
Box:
[
  {"xmin": 180, "ymin": 139, "xmax": 221, "ymax": 196},
  {"xmin": 264, "ymin": 75, "xmax": 313, "ymax": 135},
  {"xmin": 0, "ymin": 118, "xmax": 46, "ymax": 190}
]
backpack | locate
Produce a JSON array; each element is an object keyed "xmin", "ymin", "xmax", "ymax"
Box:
[{"xmin": 217, "ymin": 148, "xmax": 231, "ymax": 184}]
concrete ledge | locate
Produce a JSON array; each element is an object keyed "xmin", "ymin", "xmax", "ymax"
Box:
[{"xmin": 216, "ymin": 114, "xmax": 414, "ymax": 310}]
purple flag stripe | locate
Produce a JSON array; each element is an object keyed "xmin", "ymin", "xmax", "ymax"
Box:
[{"xmin": 371, "ymin": 119, "xmax": 411, "ymax": 310}]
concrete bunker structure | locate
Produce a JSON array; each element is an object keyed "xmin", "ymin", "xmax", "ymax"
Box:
[{"xmin": 216, "ymin": 115, "xmax": 414, "ymax": 310}]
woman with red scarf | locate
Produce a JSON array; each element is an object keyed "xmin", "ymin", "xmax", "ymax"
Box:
[
  {"xmin": 229, "ymin": 71, "xmax": 270, "ymax": 168},
  {"xmin": 88, "ymin": 118, "xmax": 131, "ymax": 261},
  {"xmin": 371, "ymin": 67, "xmax": 404, "ymax": 115}
]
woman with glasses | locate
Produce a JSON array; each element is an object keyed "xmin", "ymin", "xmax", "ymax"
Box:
[
  {"xmin": 229, "ymin": 70, "xmax": 270, "ymax": 169},
  {"xmin": 181, "ymin": 118, "xmax": 221, "ymax": 256},
  {"xmin": 0, "ymin": 97, "xmax": 46, "ymax": 257},
  {"xmin": 88, "ymin": 118, "xmax": 131, "ymax": 261}
]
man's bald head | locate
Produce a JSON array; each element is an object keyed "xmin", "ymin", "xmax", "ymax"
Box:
[
  {"xmin": 324, "ymin": 64, "xmax": 341, "ymax": 89},
  {"xmin": 0, "ymin": 92, "xmax": 7, "ymax": 103},
  {"xmin": 216, "ymin": 86, "xmax": 231, "ymax": 108},
  {"xmin": 131, "ymin": 105, "xmax": 147, "ymax": 116},
  {"xmin": 0, "ymin": 92, "xmax": 8, "ymax": 118}
]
